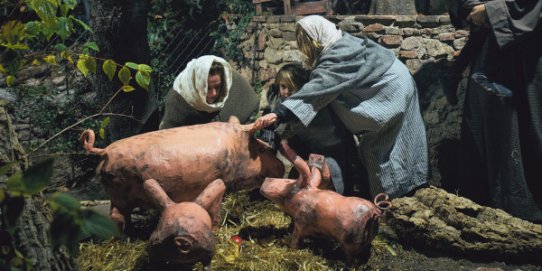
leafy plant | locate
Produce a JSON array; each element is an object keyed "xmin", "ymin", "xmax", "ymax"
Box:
[{"xmin": 0, "ymin": 159, "xmax": 120, "ymax": 270}]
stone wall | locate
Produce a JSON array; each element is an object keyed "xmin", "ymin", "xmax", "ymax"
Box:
[{"xmin": 238, "ymin": 14, "xmax": 467, "ymax": 187}]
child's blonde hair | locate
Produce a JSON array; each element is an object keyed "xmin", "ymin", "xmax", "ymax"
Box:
[
  {"xmin": 296, "ymin": 24, "xmax": 323, "ymax": 68},
  {"xmin": 275, "ymin": 63, "xmax": 309, "ymax": 97}
]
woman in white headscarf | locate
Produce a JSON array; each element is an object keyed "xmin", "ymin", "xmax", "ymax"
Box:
[
  {"xmin": 160, "ymin": 55, "xmax": 259, "ymax": 129},
  {"xmin": 253, "ymin": 15, "xmax": 428, "ymax": 198}
]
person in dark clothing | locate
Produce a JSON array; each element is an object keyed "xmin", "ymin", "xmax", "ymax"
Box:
[
  {"xmin": 264, "ymin": 63, "xmax": 367, "ymax": 197},
  {"xmin": 451, "ymin": 0, "xmax": 542, "ymax": 223},
  {"xmin": 159, "ymin": 55, "xmax": 259, "ymax": 129}
]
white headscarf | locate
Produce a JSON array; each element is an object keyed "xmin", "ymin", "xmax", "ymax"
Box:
[
  {"xmin": 173, "ymin": 55, "xmax": 233, "ymax": 113},
  {"xmin": 297, "ymin": 15, "xmax": 343, "ymax": 53}
]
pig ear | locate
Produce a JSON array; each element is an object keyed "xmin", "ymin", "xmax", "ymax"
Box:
[
  {"xmin": 307, "ymin": 154, "xmax": 324, "ymax": 188},
  {"xmin": 143, "ymin": 179, "xmax": 174, "ymax": 212},
  {"xmin": 195, "ymin": 179, "xmax": 226, "ymax": 217},
  {"xmin": 309, "ymin": 167, "xmax": 322, "ymax": 188}
]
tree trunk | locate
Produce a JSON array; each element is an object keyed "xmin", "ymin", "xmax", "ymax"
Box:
[
  {"xmin": 13, "ymin": 197, "xmax": 77, "ymax": 270},
  {"xmin": 386, "ymin": 186, "xmax": 542, "ymax": 264},
  {"xmin": 369, "ymin": 0, "xmax": 417, "ymax": 15},
  {"xmin": 1, "ymin": 104, "xmax": 76, "ymax": 270},
  {"xmin": 89, "ymin": 0, "xmax": 156, "ymax": 142}
]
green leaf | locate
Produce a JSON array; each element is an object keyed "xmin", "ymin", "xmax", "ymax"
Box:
[
  {"xmin": 70, "ymin": 16, "xmax": 92, "ymax": 32},
  {"xmin": 83, "ymin": 41, "xmax": 99, "ymax": 52},
  {"xmin": 21, "ymin": 158, "xmax": 54, "ymax": 194},
  {"xmin": 118, "ymin": 66, "xmax": 131, "ymax": 85},
  {"xmin": 55, "ymin": 17, "xmax": 72, "ymax": 41},
  {"xmin": 0, "ymin": 64, "xmax": 6, "ymax": 74},
  {"xmin": 121, "ymin": 85, "xmax": 135, "ymax": 93},
  {"xmin": 80, "ymin": 209, "xmax": 120, "ymax": 239},
  {"xmin": 102, "ymin": 59, "xmax": 116, "ymax": 81},
  {"xmin": 0, "ymin": 43, "xmax": 30, "ymax": 50},
  {"xmin": 6, "ymin": 171, "xmax": 24, "ymax": 194},
  {"xmin": 6, "ymin": 75, "xmax": 15, "ymax": 87},
  {"xmin": 63, "ymin": 0, "xmax": 77, "ymax": 10},
  {"xmin": 100, "ymin": 116, "xmax": 110, "ymax": 128},
  {"xmin": 3, "ymin": 195, "xmax": 25, "ymax": 228},
  {"xmin": 49, "ymin": 211, "xmax": 81, "ymax": 254},
  {"xmin": 99, "ymin": 128, "xmax": 105, "ymax": 139},
  {"xmin": 49, "ymin": 192, "xmax": 80, "ymax": 213},
  {"xmin": 137, "ymin": 64, "xmax": 152, "ymax": 73},
  {"xmin": 1, "ymin": 20, "xmax": 25, "ymax": 44},
  {"xmin": 124, "ymin": 62, "xmax": 138, "ymax": 70},
  {"xmin": 54, "ymin": 43, "xmax": 68, "ymax": 52},
  {"xmin": 24, "ymin": 21, "xmax": 42, "ymax": 36},
  {"xmin": 76, "ymin": 55, "xmax": 89, "ymax": 77},
  {"xmin": 28, "ymin": 0, "xmax": 57, "ymax": 27},
  {"xmin": 0, "ymin": 161, "xmax": 17, "ymax": 176},
  {"xmin": 135, "ymin": 70, "xmax": 150, "ymax": 90},
  {"xmin": 85, "ymin": 56, "xmax": 97, "ymax": 75}
]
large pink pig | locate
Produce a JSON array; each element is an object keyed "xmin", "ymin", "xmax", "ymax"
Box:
[
  {"xmin": 80, "ymin": 118, "xmax": 285, "ymax": 231},
  {"xmin": 144, "ymin": 178, "xmax": 225, "ymax": 271},
  {"xmin": 260, "ymin": 141, "xmax": 391, "ymax": 265}
]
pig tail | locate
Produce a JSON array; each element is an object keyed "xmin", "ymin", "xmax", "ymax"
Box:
[{"xmin": 373, "ymin": 193, "xmax": 392, "ymax": 212}]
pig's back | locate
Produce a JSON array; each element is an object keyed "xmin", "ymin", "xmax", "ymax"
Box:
[{"xmin": 100, "ymin": 122, "xmax": 249, "ymax": 190}]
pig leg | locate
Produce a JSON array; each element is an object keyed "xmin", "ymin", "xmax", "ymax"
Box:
[
  {"xmin": 110, "ymin": 203, "xmax": 132, "ymax": 233},
  {"xmin": 289, "ymin": 222, "xmax": 307, "ymax": 249},
  {"xmin": 342, "ymin": 243, "xmax": 362, "ymax": 266}
]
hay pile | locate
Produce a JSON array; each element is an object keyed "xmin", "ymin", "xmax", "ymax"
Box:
[{"xmin": 77, "ymin": 191, "xmax": 397, "ymax": 270}]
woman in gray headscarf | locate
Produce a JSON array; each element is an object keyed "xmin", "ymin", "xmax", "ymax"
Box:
[
  {"xmin": 160, "ymin": 55, "xmax": 259, "ymax": 129},
  {"xmin": 253, "ymin": 15, "xmax": 428, "ymax": 198}
]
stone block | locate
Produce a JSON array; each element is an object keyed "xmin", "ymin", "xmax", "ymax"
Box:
[
  {"xmin": 252, "ymin": 16, "xmax": 266, "ymax": 23},
  {"xmin": 384, "ymin": 26, "xmax": 402, "ymax": 35},
  {"xmin": 283, "ymin": 31, "xmax": 297, "ymax": 41},
  {"xmin": 355, "ymin": 15, "xmax": 396, "ymax": 26},
  {"xmin": 402, "ymin": 28, "xmax": 420, "ymax": 37},
  {"xmin": 394, "ymin": 15, "xmax": 417, "ymax": 28},
  {"xmin": 401, "ymin": 36, "xmax": 423, "ymax": 50},
  {"xmin": 417, "ymin": 15, "xmax": 440, "ymax": 28},
  {"xmin": 279, "ymin": 23, "xmax": 296, "ymax": 32},
  {"xmin": 280, "ymin": 15, "xmax": 296, "ymax": 23},
  {"xmin": 438, "ymin": 33, "xmax": 455, "ymax": 42},
  {"xmin": 399, "ymin": 50, "xmax": 419, "ymax": 59},
  {"xmin": 269, "ymin": 29, "xmax": 282, "ymax": 38},
  {"xmin": 363, "ymin": 23, "xmax": 385, "ymax": 33},
  {"xmin": 264, "ymin": 47, "xmax": 282, "ymax": 64},
  {"xmin": 268, "ymin": 36, "xmax": 284, "ymax": 50},
  {"xmin": 267, "ymin": 16, "xmax": 281, "ymax": 23},
  {"xmin": 380, "ymin": 35, "xmax": 403, "ymax": 48},
  {"xmin": 454, "ymin": 30, "xmax": 469, "ymax": 38}
]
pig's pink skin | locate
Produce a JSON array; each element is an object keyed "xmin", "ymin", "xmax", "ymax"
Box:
[
  {"xmin": 261, "ymin": 142, "xmax": 387, "ymax": 266},
  {"xmin": 80, "ymin": 120, "xmax": 285, "ymax": 231},
  {"xmin": 144, "ymin": 178, "xmax": 226, "ymax": 271}
]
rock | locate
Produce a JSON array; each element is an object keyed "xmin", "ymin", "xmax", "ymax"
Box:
[{"xmin": 386, "ymin": 187, "xmax": 542, "ymax": 264}]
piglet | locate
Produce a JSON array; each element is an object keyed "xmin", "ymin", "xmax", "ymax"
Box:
[
  {"xmin": 260, "ymin": 141, "xmax": 391, "ymax": 265},
  {"xmin": 143, "ymin": 178, "xmax": 225, "ymax": 271}
]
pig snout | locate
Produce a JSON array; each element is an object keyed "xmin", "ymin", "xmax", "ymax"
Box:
[{"xmin": 260, "ymin": 177, "xmax": 298, "ymax": 204}]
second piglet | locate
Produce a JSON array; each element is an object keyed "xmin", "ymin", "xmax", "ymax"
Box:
[
  {"xmin": 260, "ymin": 141, "xmax": 391, "ymax": 265},
  {"xmin": 144, "ymin": 178, "xmax": 225, "ymax": 271}
]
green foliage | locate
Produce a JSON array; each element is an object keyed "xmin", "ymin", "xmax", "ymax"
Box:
[
  {"xmin": 1, "ymin": 0, "xmax": 152, "ymax": 92},
  {"xmin": 210, "ymin": 1, "xmax": 255, "ymax": 65},
  {"xmin": 0, "ymin": 160, "xmax": 120, "ymax": 270}
]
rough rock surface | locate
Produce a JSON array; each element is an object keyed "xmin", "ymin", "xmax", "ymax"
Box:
[{"xmin": 386, "ymin": 186, "xmax": 542, "ymax": 264}]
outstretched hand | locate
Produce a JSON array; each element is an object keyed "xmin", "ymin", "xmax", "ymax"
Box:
[
  {"xmin": 245, "ymin": 113, "xmax": 278, "ymax": 134},
  {"xmin": 467, "ymin": 4, "xmax": 488, "ymax": 27}
]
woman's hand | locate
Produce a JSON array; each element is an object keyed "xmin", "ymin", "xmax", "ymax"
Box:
[
  {"xmin": 467, "ymin": 4, "xmax": 488, "ymax": 27},
  {"xmin": 255, "ymin": 113, "xmax": 278, "ymax": 129}
]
